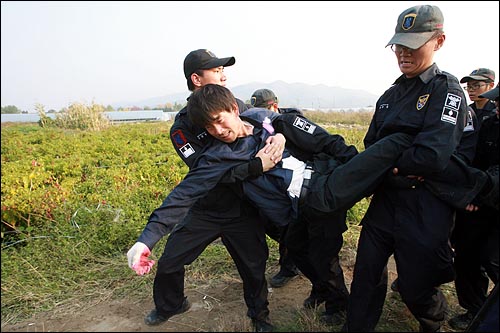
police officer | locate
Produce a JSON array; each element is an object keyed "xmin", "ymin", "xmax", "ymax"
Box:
[
  {"xmin": 449, "ymin": 82, "xmax": 499, "ymax": 330},
  {"xmin": 250, "ymin": 88, "xmax": 352, "ymax": 324},
  {"xmin": 344, "ymin": 5, "xmax": 468, "ymax": 332},
  {"xmin": 461, "ymin": 68, "xmax": 497, "ymax": 128},
  {"xmin": 127, "ymin": 49, "xmax": 282, "ymax": 332}
]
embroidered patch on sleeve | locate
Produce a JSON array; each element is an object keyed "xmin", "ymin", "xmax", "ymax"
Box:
[
  {"xmin": 463, "ymin": 109, "xmax": 475, "ymax": 132},
  {"xmin": 171, "ymin": 129, "xmax": 187, "ymax": 148},
  {"xmin": 441, "ymin": 93, "xmax": 462, "ymax": 125},
  {"xmin": 179, "ymin": 143, "xmax": 195, "ymax": 159},
  {"xmin": 172, "ymin": 129, "xmax": 195, "ymax": 158},
  {"xmin": 293, "ymin": 117, "xmax": 316, "ymax": 134}
]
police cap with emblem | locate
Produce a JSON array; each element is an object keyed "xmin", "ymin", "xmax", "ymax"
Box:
[{"xmin": 386, "ymin": 5, "xmax": 444, "ymax": 50}]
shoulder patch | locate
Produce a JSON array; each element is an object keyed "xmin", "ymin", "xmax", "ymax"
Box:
[
  {"xmin": 441, "ymin": 93, "xmax": 462, "ymax": 125},
  {"xmin": 293, "ymin": 117, "xmax": 316, "ymax": 134},
  {"xmin": 179, "ymin": 143, "xmax": 195, "ymax": 159},
  {"xmin": 171, "ymin": 129, "xmax": 187, "ymax": 147},
  {"xmin": 463, "ymin": 109, "xmax": 475, "ymax": 132},
  {"xmin": 172, "ymin": 129, "xmax": 196, "ymax": 158},
  {"xmin": 444, "ymin": 93, "xmax": 462, "ymax": 110}
]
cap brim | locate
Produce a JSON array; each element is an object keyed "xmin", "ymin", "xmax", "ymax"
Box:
[
  {"xmin": 479, "ymin": 86, "xmax": 499, "ymax": 100},
  {"xmin": 386, "ymin": 32, "xmax": 435, "ymax": 49},
  {"xmin": 460, "ymin": 75, "xmax": 492, "ymax": 83},
  {"xmin": 201, "ymin": 56, "xmax": 235, "ymax": 69}
]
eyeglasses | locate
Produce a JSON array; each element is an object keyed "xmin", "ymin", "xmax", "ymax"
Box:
[
  {"xmin": 464, "ymin": 83, "xmax": 488, "ymax": 91},
  {"xmin": 390, "ymin": 44, "xmax": 416, "ymax": 54},
  {"xmin": 390, "ymin": 35, "xmax": 440, "ymax": 54}
]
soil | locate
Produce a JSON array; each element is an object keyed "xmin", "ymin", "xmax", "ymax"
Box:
[
  {"xmin": 1, "ymin": 255, "xmax": 460, "ymax": 332},
  {"xmin": 2, "ymin": 274, "xmax": 320, "ymax": 332}
]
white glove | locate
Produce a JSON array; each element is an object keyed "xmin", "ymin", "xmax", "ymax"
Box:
[{"xmin": 127, "ymin": 242, "xmax": 155, "ymax": 275}]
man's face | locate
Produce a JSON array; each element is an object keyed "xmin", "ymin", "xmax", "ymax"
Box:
[
  {"xmin": 198, "ymin": 66, "xmax": 227, "ymax": 87},
  {"xmin": 204, "ymin": 106, "xmax": 241, "ymax": 143}
]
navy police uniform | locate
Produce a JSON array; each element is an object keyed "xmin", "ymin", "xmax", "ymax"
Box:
[
  {"xmin": 346, "ymin": 64, "xmax": 468, "ymax": 332},
  {"xmin": 471, "ymin": 99, "xmax": 497, "ymax": 130},
  {"xmin": 453, "ymin": 109, "xmax": 499, "ymax": 318},
  {"xmin": 138, "ymin": 98, "xmax": 271, "ymax": 323}
]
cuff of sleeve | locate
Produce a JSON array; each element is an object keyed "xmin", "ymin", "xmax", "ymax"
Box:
[{"xmin": 249, "ymin": 157, "xmax": 263, "ymax": 178}]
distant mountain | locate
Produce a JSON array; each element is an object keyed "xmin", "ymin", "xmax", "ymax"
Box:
[
  {"xmin": 112, "ymin": 80, "xmax": 378, "ymax": 110},
  {"xmin": 231, "ymin": 81, "xmax": 378, "ymax": 109}
]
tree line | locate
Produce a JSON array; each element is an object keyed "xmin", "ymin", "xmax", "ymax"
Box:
[{"xmin": 1, "ymin": 102, "xmax": 186, "ymax": 114}]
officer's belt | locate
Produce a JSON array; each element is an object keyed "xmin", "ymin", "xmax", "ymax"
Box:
[{"xmin": 299, "ymin": 161, "xmax": 315, "ymax": 205}]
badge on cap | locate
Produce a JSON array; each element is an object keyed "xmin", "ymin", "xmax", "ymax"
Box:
[
  {"xmin": 250, "ymin": 97, "xmax": 257, "ymax": 106},
  {"xmin": 402, "ymin": 14, "xmax": 417, "ymax": 30},
  {"xmin": 205, "ymin": 49, "xmax": 216, "ymax": 58}
]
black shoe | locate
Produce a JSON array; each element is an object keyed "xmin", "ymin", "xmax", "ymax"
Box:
[
  {"xmin": 252, "ymin": 319, "xmax": 274, "ymax": 332},
  {"xmin": 303, "ymin": 294, "xmax": 325, "ymax": 309},
  {"xmin": 144, "ymin": 297, "xmax": 191, "ymax": 326},
  {"xmin": 448, "ymin": 311, "xmax": 475, "ymax": 331},
  {"xmin": 390, "ymin": 279, "xmax": 399, "ymax": 292},
  {"xmin": 269, "ymin": 270, "xmax": 298, "ymax": 288},
  {"xmin": 320, "ymin": 310, "xmax": 346, "ymax": 326}
]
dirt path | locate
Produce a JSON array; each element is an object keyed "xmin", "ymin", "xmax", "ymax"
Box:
[
  {"xmin": 3, "ymin": 256, "xmax": 458, "ymax": 332},
  {"xmin": 2, "ymin": 273, "xmax": 324, "ymax": 332}
]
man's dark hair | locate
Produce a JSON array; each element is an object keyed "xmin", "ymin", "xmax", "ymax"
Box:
[{"xmin": 187, "ymin": 84, "xmax": 236, "ymax": 128}]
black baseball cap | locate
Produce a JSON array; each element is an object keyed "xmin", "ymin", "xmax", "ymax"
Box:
[
  {"xmin": 386, "ymin": 5, "xmax": 444, "ymax": 49},
  {"xmin": 183, "ymin": 49, "xmax": 235, "ymax": 79},
  {"xmin": 250, "ymin": 89, "xmax": 278, "ymax": 108},
  {"xmin": 460, "ymin": 68, "xmax": 495, "ymax": 83}
]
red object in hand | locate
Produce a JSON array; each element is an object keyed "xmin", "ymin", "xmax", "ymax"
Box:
[{"xmin": 127, "ymin": 242, "xmax": 155, "ymax": 275}]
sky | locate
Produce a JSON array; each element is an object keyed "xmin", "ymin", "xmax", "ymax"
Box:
[{"xmin": 1, "ymin": 1, "xmax": 499, "ymax": 112}]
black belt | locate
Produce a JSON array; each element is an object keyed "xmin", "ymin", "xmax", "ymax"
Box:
[{"xmin": 299, "ymin": 161, "xmax": 314, "ymax": 205}]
